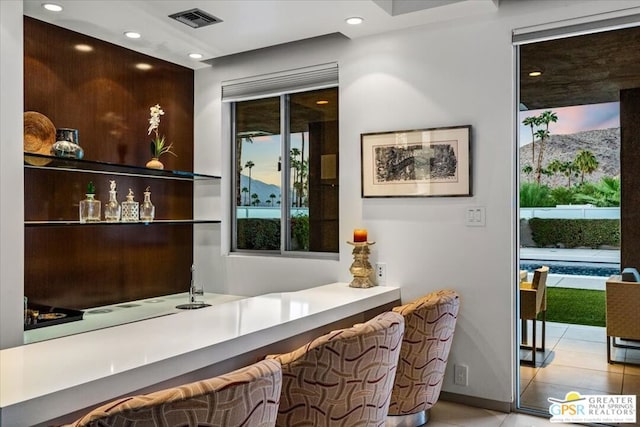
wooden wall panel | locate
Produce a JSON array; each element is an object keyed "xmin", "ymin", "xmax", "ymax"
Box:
[
  {"xmin": 620, "ymin": 88, "xmax": 640, "ymax": 271},
  {"xmin": 24, "ymin": 17, "xmax": 194, "ymax": 170},
  {"xmin": 24, "ymin": 17, "xmax": 196, "ymax": 310},
  {"xmin": 308, "ymin": 120, "xmax": 339, "ymax": 253},
  {"xmin": 25, "ymin": 225, "xmax": 193, "ymax": 309}
]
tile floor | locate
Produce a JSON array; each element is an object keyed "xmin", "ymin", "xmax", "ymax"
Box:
[
  {"xmin": 395, "ymin": 321, "xmax": 639, "ymax": 427},
  {"xmin": 427, "ymin": 400, "xmax": 574, "ymax": 426},
  {"xmin": 520, "ymin": 321, "xmax": 640, "ymax": 427},
  {"xmin": 428, "ymin": 322, "xmax": 638, "ymax": 426}
]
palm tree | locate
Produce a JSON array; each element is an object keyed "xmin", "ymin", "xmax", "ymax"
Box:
[
  {"xmin": 534, "ymin": 110, "xmax": 558, "ymax": 184},
  {"xmin": 251, "ymin": 193, "xmax": 260, "ymax": 206},
  {"xmin": 241, "ymin": 186, "xmax": 249, "ymax": 206},
  {"xmin": 290, "ymin": 148, "xmax": 301, "ymax": 206},
  {"xmin": 560, "ymin": 161, "xmax": 578, "ymax": 187},
  {"xmin": 522, "ymin": 115, "xmax": 540, "ymax": 167},
  {"xmin": 269, "ymin": 193, "xmax": 276, "ymax": 207},
  {"xmin": 245, "ymin": 160, "xmax": 255, "ymax": 204},
  {"xmin": 575, "ymin": 176, "xmax": 620, "ymax": 207},
  {"xmin": 235, "ymin": 135, "xmax": 253, "ymax": 205},
  {"xmin": 522, "ymin": 164, "xmax": 534, "ymax": 182},
  {"xmin": 545, "ymin": 159, "xmax": 564, "ymax": 184},
  {"xmin": 574, "ymin": 150, "xmax": 599, "ymax": 184}
]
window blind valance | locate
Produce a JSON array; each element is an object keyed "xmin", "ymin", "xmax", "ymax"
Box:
[
  {"xmin": 512, "ymin": 10, "xmax": 640, "ymax": 45},
  {"xmin": 221, "ymin": 62, "xmax": 338, "ymax": 102}
]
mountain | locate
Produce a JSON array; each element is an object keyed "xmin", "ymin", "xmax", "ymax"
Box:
[
  {"xmin": 519, "ymin": 128, "xmax": 620, "ymax": 187},
  {"xmin": 239, "ymin": 174, "xmax": 281, "ymax": 206}
]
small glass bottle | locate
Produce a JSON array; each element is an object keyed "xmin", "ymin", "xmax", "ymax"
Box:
[
  {"xmin": 139, "ymin": 186, "xmax": 155, "ymax": 222},
  {"xmin": 121, "ymin": 188, "xmax": 139, "ymax": 222},
  {"xmin": 104, "ymin": 180, "xmax": 121, "ymax": 222},
  {"xmin": 79, "ymin": 181, "xmax": 101, "ymax": 223}
]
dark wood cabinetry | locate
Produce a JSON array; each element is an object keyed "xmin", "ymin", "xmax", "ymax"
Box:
[{"xmin": 23, "ymin": 18, "xmax": 214, "ymax": 311}]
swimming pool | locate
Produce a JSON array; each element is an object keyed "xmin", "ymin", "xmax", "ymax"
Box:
[{"xmin": 519, "ymin": 261, "xmax": 620, "ymax": 277}]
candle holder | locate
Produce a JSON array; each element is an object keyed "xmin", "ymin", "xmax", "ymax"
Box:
[{"xmin": 347, "ymin": 241, "xmax": 376, "ymax": 288}]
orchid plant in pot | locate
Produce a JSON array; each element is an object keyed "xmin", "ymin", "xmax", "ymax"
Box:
[{"xmin": 146, "ymin": 104, "xmax": 176, "ymax": 169}]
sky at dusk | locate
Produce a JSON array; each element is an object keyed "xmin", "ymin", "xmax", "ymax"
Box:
[
  {"xmin": 519, "ymin": 101, "xmax": 619, "ymax": 146},
  {"xmin": 241, "ymin": 132, "xmax": 307, "ymax": 186},
  {"xmin": 242, "ymin": 102, "xmax": 621, "ymax": 187}
]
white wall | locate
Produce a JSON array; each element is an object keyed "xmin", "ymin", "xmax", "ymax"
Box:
[
  {"xmin": 0, "ymin": 0, "xmax": 24, "ymax": 349},
  {"xmin": 1, "ymin": 0, "xmax": 637, "ymax": 402},
  {"xmin": 194, "ymin": 0, "xmax": 640, "ymax": 405}
]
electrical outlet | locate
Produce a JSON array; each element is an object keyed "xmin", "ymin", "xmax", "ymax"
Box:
[
  {"xmin": 454, "ymin": 364, "xmax": 468, "ymax": 386},
  {"xmin": 376, "ymin": 262, "xmax": 387, "ymax": 285}
]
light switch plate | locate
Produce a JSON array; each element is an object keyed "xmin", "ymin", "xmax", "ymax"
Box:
[{"xmin": 465, "ymin": 207, "xmax": 486, "ymax": 227}]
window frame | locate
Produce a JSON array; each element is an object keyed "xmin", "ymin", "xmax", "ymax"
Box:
[{"xmin": 230, "ymin": 89, "xmax": 339, "ymax": 259}]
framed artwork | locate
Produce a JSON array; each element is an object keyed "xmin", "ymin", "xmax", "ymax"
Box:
[{"xmin": 361, "ymin": 125, "xmax": 472, "ymax": 198}]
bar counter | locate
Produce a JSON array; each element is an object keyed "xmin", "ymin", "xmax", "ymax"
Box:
[{"xmin": 0, "ymin": 283, "xmax": 400, "ymax": 426}]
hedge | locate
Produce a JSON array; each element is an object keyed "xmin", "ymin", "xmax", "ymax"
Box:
[
  {"xmin": 237, "ymin": 218, "xmax": 280, "ymax": 250},
  {"xmin": 528, "ymin": 218, "xmax": 620, "ymax": 248},
  {"xmin": 236, "ymin": 216, "xmax": 310, "ymax": 250}
]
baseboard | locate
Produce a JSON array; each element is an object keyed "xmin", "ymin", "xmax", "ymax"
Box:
[{"xmin": 439, "ymin": 391, "xmax": 512, "ymax": 413}]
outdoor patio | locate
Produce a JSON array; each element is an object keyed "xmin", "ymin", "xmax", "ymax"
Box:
[
  {"xmin": 520, "ymin": 321, "xmax": 640, "ymax": 426},
  {"xmin": 519, "ymin": 247, "xmax": 639, "ymax": 426}
]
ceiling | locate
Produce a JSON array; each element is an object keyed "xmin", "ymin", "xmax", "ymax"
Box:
[
  {"xmin": 23, "ymin": 1, "xmax": 640, "ymax": 110},
  {"xmin": 520, "ymin": 25, "xmax": 640, "ymax": 110},
  {"xmin": 23, "ymin": 0, "xmax": 498, "ymax": 70}
]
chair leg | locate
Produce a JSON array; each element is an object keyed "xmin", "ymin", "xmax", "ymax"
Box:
[
  {"xmin": 541, "ymin": 310, "xmax": 546, "ymax": 352},
  {"xmin": 531, "ymin": 318, "xmax": 536, "ymax": 366},
  {"xmin": 607, "ymin": 336, "xmax": 612, "ymax": 364}
]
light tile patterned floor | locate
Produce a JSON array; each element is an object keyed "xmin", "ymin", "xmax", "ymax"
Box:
[
  {"xmin": 520, "ymin": 321, "xmax": 640, "ymax": 427},
  {"xmin": 426, "ymin": 322, "xmax": 638, "ymax": 426},
  {"xmin": 427, "ymin": 401, "xmax": 576, "ymax": 426}
]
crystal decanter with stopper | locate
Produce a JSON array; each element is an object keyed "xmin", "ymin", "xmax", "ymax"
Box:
[
  {"xmin": 79, "ymin": 181, "xmax": 101, "ymax": 223},
  {"xmin": 139, "ymin": 186, "xmax": 155, "ymax": 222},
  {"xmin": 104, "ymin": 180, "xmax": 121, "ymax": 222},
  {"xmin": 121, "ymin": 188, "xmax": 139, "ymax": 222}
]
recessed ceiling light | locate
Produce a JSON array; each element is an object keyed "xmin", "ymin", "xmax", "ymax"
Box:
[
  {"xmin": 345, "ymin": 17, "xmax": 363, "ymax": 25},
  {"xmin": 124, "ymin": 31, "xmax": 141, "ymax": 39},
  {"xmin": 74, "ymin": 44, "xmax": 93, "ymax": 52},
  {"xmin": 42, "ymin": 3, "xmax": 63, "ymax": 12},
  {"xmin": 189, "ymin": 53, "xmax": 203, "ymax": 59},
  {"xmin": 316, "ymin": 100, "xmax": 329, "ymax": 105},
  {"xmin": 528, "ymin": 70, "xmax": 543, "ymax": 77},
  {"xmin": 135, "ymin": 63, "xmax": 152, "ymax": 70}
]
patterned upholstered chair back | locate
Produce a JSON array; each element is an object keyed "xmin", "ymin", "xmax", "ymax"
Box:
[
  {"xmin": 387, "ymin": 289, "xmax": 460, "ymax": 425},
  {"xmin": 266, "ymin": 311, "xmax": 405, "ymax": 427},
  {"xmin": 64, "ymin": 358, "xmax": 282, "ymax": 427}
]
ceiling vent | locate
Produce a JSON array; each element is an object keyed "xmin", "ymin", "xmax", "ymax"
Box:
[{"xmin": 169, "ymin": 8, "xmax": 222, "ymax": 29}]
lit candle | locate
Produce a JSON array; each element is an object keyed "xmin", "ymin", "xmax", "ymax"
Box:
[{"xmin": 353, "ymin": 229, "xmax": 368, "ymax": 243}]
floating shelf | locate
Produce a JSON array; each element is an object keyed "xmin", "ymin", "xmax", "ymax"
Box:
[
  {"xmin": 25, "ymin": 219, "xmax": 221, "ymax": 227},
  {"xmin": 24, "ymin": 153, "xmax": 221, "ymax": 181}
]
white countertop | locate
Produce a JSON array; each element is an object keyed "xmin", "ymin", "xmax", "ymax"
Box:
[
  {"xmin": 0, "ymin": 283, "xmax": 400, "ymax": 426},
  {"xmin": 24, "ymin": 292, "xmax": 245, "ymax": 344}
]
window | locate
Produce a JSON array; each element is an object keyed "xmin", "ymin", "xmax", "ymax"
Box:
[{"xmin": 231, "ymin": 87, "xmax": 339, "ymax": 254}]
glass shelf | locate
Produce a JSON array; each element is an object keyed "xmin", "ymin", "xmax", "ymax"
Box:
[
  {"xmin": 24, "ymin": 153, "xmax": 221, "ymax": 181},
  {"xmin": 25, "ymin": 219, "xmax": 221, "ymax": 227}
]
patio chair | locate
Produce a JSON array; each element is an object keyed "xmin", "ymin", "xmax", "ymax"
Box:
[
  {"xmin": 63, "ymin": 358, "xmax": 282, "ymax": 427},
  {"xmin": 606, "ymin": 275, "xmax": 640, "ymax": 364},
  {"xmin": 520, "ymin": 266, "xmax": 549, "ymax": 366}
]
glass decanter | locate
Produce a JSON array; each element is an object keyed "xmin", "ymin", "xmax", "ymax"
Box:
[
  {"xmin": 79, "ymin": 181, "xmax": 101, "ymax": 223},
  {"xmin": 121, "ymin": 188, "xmax": 139, "ymax": 222},
  {"xmin": 104, "ymin": 180, "xmax": 121, "ymax": 222},
  {"xmin": 139, "ymin": 186, "xmax": 155, "ymax": 222}
]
